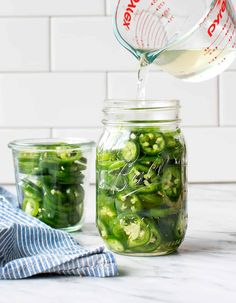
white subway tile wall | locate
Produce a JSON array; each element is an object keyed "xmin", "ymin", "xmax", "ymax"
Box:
[
  {"xmin": 0, "ymin": 18, "xmax": 48, "ymax": 71},
  {"xmin": 0, "ymin": 73, "xmax": 105, "ymax": 127},
  {"xmin": 51, "ymin": 17, "xmax": 137, "ymax": 71},
  {"xmin": 0, "ymin": 0, "xmax": 235, "ymax": 185},
  {"xmin": 0, "ymin": 0, "xmax": 105, "ymax": 16}
]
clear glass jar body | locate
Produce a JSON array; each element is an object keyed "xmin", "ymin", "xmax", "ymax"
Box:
[
  {"xmin": 9, "ymin": 138, "xmax": 94, "ymax": 232},
  {"xmin": 96, "ymin": 100, "xmax": 187, "ymax": 256}
]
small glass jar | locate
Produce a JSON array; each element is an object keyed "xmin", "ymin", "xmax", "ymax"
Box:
[
  {"xmin": 96, "ymin": 100, "xmax": 187, "ymax": 256},
  {"xmin": 9, "ymin": 138, "xmax": 94, "ymax": 232}
]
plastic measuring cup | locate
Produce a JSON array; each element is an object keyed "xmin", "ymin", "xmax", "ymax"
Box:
[{"xmin": 114, "ymin": 0, "xmax": 236, "ymax": 81}]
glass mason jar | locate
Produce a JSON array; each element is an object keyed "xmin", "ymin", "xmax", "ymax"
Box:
[
  {"xmin": 9, "ymin": 138, "xmax": 94, "ymax": 232},
  {"xmin": 96, "ymin": 100, "xmax": 187, "ymax": 256}
]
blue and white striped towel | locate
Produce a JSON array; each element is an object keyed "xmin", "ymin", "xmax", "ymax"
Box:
[{"xmin": 0, "ymin": 187, "xmax": 118, "ymax": 280}]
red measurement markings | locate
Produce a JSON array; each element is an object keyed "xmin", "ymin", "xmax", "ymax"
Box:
[
  {"xmin": 143, "ymin": 13, "xmax": 156, "ymax": 47},
  {"xmin": 208, "ymin": 22, "xmax": 232, "ymax": 56},
  {"xmin": 208, "ymin": 28, "xmax": 236, "ymax": 64},
  {"xmin": 135, "ymin": 9, "xmax": 144, "ymax": 47},
  {"xmin": 134, "ymin": 0, "xmax": 175, "ymax": 49},
  {"xmin": 149, "ymin": 18, "xmax": 162, "ymax": 47},
  {"xmin": 147, "ymin": 18, "xmax": 157, "ymax": 47},
  {"xmin": 204, "ymin": 14, "xmax": 230, "ymax": 54},
  {"xmin": 216, "ymin": 21, "xmax": 233, "ymax": 49},
  {"xmin": 153, "ymin": 22, "xmax": 163, "ymax": 48},
  {"xmin": 141, "ymin": 13, "xmax": 151, "ymax": 47}
]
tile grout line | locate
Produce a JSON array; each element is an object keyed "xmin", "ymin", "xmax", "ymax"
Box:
[
  {"xmin": 104, "ymin": 0, "xmax": 107, "ymax": 15},
  {"xmin": 0, "ymin": 15, "xmax": 109, "ymax": 18},
  {"xmin": 0, "ymin": 70, "xmax": 234, "ymax": 74},
  {"xmin": 49, "ymin": 128, "xmax": 53, "ymax": 138}
]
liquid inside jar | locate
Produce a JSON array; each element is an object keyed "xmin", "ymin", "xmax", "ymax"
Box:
[{"xmin": 96, "ymin": 126, "xmax": 187, "ymax": 256}]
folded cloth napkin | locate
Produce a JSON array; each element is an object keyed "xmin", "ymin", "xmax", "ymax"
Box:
[{"xmin": 0, "ymin": 187, "xmax": 118, "ymax": 280}]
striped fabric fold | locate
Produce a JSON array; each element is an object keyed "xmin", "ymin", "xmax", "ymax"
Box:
[{"xmin": 0, "ymin": 188, "xmax": 118, "ymax": 279}]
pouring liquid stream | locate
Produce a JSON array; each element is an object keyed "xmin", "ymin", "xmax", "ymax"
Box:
[{"xmin": 136, "ymin": 57, "xmax": 150, "ymax": 104}]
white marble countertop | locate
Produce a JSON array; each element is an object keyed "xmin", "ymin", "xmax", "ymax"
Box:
[{"xmin": 1, "ymin": 184, "xmax": 236, "ymax": 303}]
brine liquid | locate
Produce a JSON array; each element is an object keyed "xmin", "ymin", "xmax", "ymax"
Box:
[
  {"xmin": 154, "ymin": 49, "xmax": 236, "ymax": 82},
  {"xmin": 137, "ymin": 57, "xmax": 150, "ymax": 101},
  {"xmin": 136, "ymin": 48, "xmax": 236, "ymax": 99}
]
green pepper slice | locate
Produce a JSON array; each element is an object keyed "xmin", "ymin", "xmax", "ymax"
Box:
[
  {"xmin": 175, "ymin": 211, "xmax": 187, "ymax": 239},
  {"xmin": 97, "ymin": 219, "xmax": 109, "ymax": 239},
  {"xmin": 21, "ymin": 179, "xmax": 42, "ymax": 199},
  {"xmin": 120, "ymin": 141, "xmax": 139, "ymax": 162},
  {"xmin": 40, "ymin": 208, "xmax": 81, "ymax": 228},
  {"xmin": 18, "ymin": 152, "xmax": 43, "ymax": 175},
  {"xmin": 115, "ymin": 191, "xmax": 142, "ymax": 213},
  {"xmin": 106, "ymin": 237, "xmax": 125, "ymax": 253},
  {"xmin": 22, "ymin": 197, "xmax": 40, "ymax": 217},
  {"xmin": 97, "ymin": 151, "xmax": 117, "ymax": 170},
  {"xmin": 113, "ymin": 213, "xmax": 151, "ymax": 248},
  {"xmin": 66, "ymin": 185, "xmax": 84, "ymax": 205},
  {"xmin": 128, "ymin": 164, "xmax": 158, "ymax": 193},
  {"xmin": 139, "ymin": 156, "xmax": 163, "ymax": 170},
  {"xmin": 139, "ymin": 132, "xmax": 165, "ymax": 155},
  {"xmin": 132, "ymin": 219, "xmax": 161, "ymax": 253},
  {"xmin": 138, "ymin": 193, "xmax": 164, "ymax": 208},
  {"xmin": 161, "ymin": 166, "xmax": 181, "ymax": 201},
  {"xmin": 40, "ymin": 171, "xmax": 84, "ymax": 185},
  {"xmin": 148, "ymin": 207, "xmax": 179, "ymax": 218},
  {"xmin": 97, "ymin": 194, "xmax": 117, "ymax": 229}
]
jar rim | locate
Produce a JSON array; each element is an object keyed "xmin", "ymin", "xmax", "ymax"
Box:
[
  {"xmin": 104, "ymin": 99, "xmax": 180, "ymax": 110},
  {"xmin": 8, "ymin": 137, "xmax": 95, "ymax": 152}
]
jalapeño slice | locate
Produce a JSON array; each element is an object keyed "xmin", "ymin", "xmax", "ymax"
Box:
[
  {"xmin": 115, "ymin": 191, "xmax": 142, "ymax": 213},
  {"xmin": 139, "ymin": 132, "xmax": 165, "ymax": 155},
  {"xmin": 113, "ymin": 213, "xmax": 151, "ymax": 248},
  {"xmin": 161, "ymin": 166, "xmax": 181, "ymax": 201},
  {"xmin": 128, "ymin": 164, "xmax": 158, "ymax": 193},
  {"xmin": 120, "ymin": 141, "xmax": 139, "ymax": 162},
  {"xmin": 22, "ymin": 197, "xmax": 40, "ymax": 217}
]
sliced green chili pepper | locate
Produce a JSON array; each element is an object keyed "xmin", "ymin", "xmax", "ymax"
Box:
[
  {"xmin": 22, "ymin": 197, "xmax": 40, "ymax": 217},
  {"xmin": 97, "ymin": 219, "xmax": 109, "ymax": 239},
  {"xmin": 21, "ymin": 179, "xmax": 42, "ymax": 198},
  {"xmin": 139, "ymin": 132, "xmax": 165, "ymax": 155},
  {"xmin": 128, "ymin": 164, "xmax": 159, "ymax": 193},
  {"xmin": 120, "ymin": 141, "xmax": 139, "ymax": 162},
  {"xmin": 106, "ymin": 237, "xmax": 125, "ymax": 253},
  {"xmin": 18, "ymin": 152, "xmax": 43, "ymax": 175},
  {"xmin": 161, "ymin": 166, "xmax": 181, "ymax": 201},
  {"xmin": 138, "ymin": 193, "xmax": 164, "ymax": 208},
  {"xmin": 97, "ymin": 194, "xmax": 117, "ymax": 230},
  {"xmin": 115, "ymin": 191, "xmax": 142, "ymax": 213},
  {"xmin": 41, "ymin": 171, "xmax": 84, "ymax": 185},
  {"xmin": 148, "ymin": 207, "xmax": 179, "ymax": 218},
  {"xmin": 139, "ymin": 156, "xmax": 163, "ymax": 170},
  {"xmin": 132, "ymin": 219, "xmax": 161, "ymax": 253},
  {"xmin": 113, "ymin": 213, "xmax": 151, "ymax": 248},
  {"xmin": 175, "ymin": 211, "xmax": 187, "ymax": 239}
]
